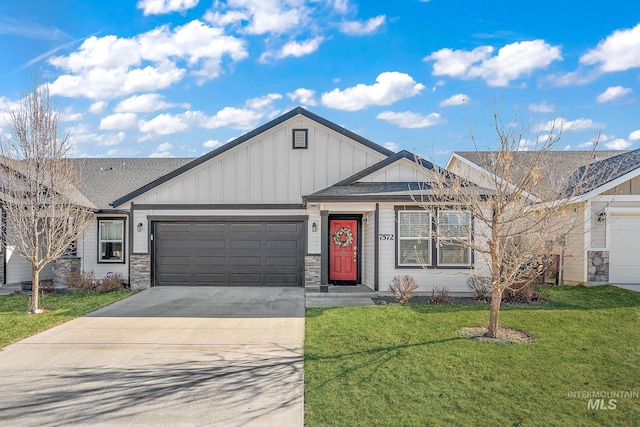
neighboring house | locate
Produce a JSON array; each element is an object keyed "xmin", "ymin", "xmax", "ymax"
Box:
[
  {"xmin": 1, "ymin": 107, "xmax": 490, "ymax": 293},
  {"xmin": 447, "ymin": 150, "xmax": 640, "ymax": 286}
]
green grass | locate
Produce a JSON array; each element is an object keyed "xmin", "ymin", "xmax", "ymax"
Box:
[
  {"xmin": 0, "ymin": 290, "xmax": 131, "ymax": 348},
  {"xmin": 305, "ymin": 286, "xmax": 640, "ymax": 426}
]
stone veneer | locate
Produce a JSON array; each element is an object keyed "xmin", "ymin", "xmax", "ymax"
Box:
[
  {"xmin": 130, "ymin": 254, "xmax": 151, "ymax": 290},
  {"xmin": 305, "ymin": 255, "xmax": 321, "ymax": 288},
  {"xmin": 588, "ymin": 251, "xmax": 609, "ymax": 283},
  {"xmin": 53, "ymin": 256, "xmax": 81, "ymax": 287}
]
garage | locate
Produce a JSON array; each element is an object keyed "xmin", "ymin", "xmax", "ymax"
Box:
[
  {"xmin": 609, "ymin": 213, "xmax": 640, "ymax": 284},
  {"xmin": 153, "ymin": 220, "xmax": 305, "ymax": 287}
]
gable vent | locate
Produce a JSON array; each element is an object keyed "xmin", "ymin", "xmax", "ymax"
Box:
[{"xmin": 292, "ymin": 129, "xmax": 308, "ymax": 149}]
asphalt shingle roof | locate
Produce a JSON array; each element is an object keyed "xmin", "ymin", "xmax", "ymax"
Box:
[
  {"xmin": 564, "ymin": 148, "xmax": 640, "ymax": 197},
  {"xmin": 70, "ymin": 158, "xmax": 195, "ymax": 210}
]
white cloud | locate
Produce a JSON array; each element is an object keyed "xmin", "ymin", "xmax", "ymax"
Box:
[
  {"xmin": 287, "ymin": 88, "xmax": 317, "ymax": 106},
  {"xmin": 157, "ymin": 142, "xmax": 173, "ymax": 151},
  {"xmin": 201, "ymin": 107, "xmax": 264, "ymax": 130},
  {"xmin": 425, "ymin": 40, "xmax": 562, "ymax": 86},
  {"xmin": 100, "ymin": 113, "xmax": 138, "ymax": 130},
  {"xmin": 59, "ymin": 107, "xmax": 83, "ymax": 122},
  {"xmin": 628, "ymin": 130, "xmax": 640, "ymax": 141},
  {"xmin": 203, "ymin": 139, "xmax": 221, "ymax": 148},
  {"xmin": 69, "ymin": 124, "xmax": 126, "ymax": 148},
  {"xmin": 88, "ymin": 101, "xmax": 108, "ymax": 114},
  {"xmin": 596, "ymin": 86, "xmax": 632, "ymax": 103},
  {"xmin": 268, "ymin": 37, "xmax": 324, "ymax": 61},
  {"xmin": 384, "ymin": 142, "xmax": 400, "ymax": 152},
  {"xmin": 604, "ymin": 138, "xmax": 632, "ymax": 150},
  {"xmin": 528, "ymin": 101, "xmax": 555, "ymax": 113},
  {"xmin": 439, "ymin": 94, "xmax": 469, "ymax": 107},
  {"xmin": 339, "ymin": 15, "xmax": 385, "ymax": 35},
  {"xmin": 332, "ymin": 0, "xmax": 349, "ymax": 13},
  {"xmin": 139, "ymin": 111, "xmax": 197, "ymax": 135},
  {"xmin": 204, "ymin": 0, "xmax": 307, "ymax": 35},
  {"xmin": 376, "ymin": 111, "xmax": 442, "ymax": 128},
  {"xmin": 321, "ymin": 72, "xmax": 425, "ymax": 111},
  {"xmin": 581, "ymin": 23, "xmax": 640, "ymax": 72},
  {"xmin": 48, "ymin": 20, "xmax": 247, "ymax": 99},
  {"xmin": 114, "ymin": 93, "xmax": 190, "ymax": 113},
  {"xmin": 244, "ymin": 93, "xmax": 282, "ymax": 110},
  {"xmin": 540, "ymin": 117, "xmax": 600, "ymax": 132},
  {"xmin": 137, "ymin": 0, "xmax": 199, "ymax": 16}
]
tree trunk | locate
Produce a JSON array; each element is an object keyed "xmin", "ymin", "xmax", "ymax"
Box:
[
  {"xmin": 28, "ymin": 268, "xmax": 43, "ymax": 314},
  {"xmin": 487, "ymin": 286, "xmax": 502, "ymax": 338}
]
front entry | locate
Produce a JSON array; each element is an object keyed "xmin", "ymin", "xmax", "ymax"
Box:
[{"xmin": 329, "ymin": 217, "xmax": 360, "ymax": 284}]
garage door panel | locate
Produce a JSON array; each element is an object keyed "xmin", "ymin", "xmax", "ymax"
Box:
[
  {"xmin": 610, "ymin": 214, "xmax": 640, "ymax": 284},
  {"xmin": 154, "ymin": 221, "xmax": 303, "ymax": 287}
]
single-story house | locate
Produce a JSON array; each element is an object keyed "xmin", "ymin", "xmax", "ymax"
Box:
[
  {"xmin": 1, "ymin": 107, "xmax": 491, "ymax": 293},
  {"xmin": 447, "ymin": 149, "xmax": 640, "ymax": 286}
]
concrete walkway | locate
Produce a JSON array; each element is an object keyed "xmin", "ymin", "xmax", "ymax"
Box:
[{"xmin": 0, "ymin": 287, "xmax": 305, "ymax": 427}]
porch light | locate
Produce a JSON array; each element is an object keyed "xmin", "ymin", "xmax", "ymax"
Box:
[
  {"xmin": 137, "ymin": 222, "xmax": 143, "ymax": 232},
  {"xmin": 312, "ymin": 222, "xmax": 317, "ymax": 232}
]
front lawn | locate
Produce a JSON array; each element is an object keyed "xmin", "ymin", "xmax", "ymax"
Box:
[
  {"xmin": 305, "ymin": 286, "xmax": 640, "ymax": 426},
  {"xmin": 0, "ymin": 290, "xmax": 130, "ymax": 348}
]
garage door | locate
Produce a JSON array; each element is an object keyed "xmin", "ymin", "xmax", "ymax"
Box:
[
  {"xmin": 609, "ymin": 213, "xmax": 640, "ymax": 284},
  {"xmin": 154, "ymin": 221, "xmax": 304, "ymax": 286}
]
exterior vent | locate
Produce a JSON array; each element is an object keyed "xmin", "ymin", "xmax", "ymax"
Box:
[{"xmin": 292, "ymin": 129, "xmax": 308, "ymax": 149}]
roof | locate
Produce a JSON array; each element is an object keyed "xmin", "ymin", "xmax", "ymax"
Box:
[
  {"xmin": 564, "ymin": 148, "xmax": 640, "ymax": 197},
  {"xmin": 112, "ymin": 107, "xmax": 395, "ymax": 208},
  {"xmin": 305, "ymin": 150, "xmax": 490, "ymax": 202},
  {"xmin": 70, "ymin": 158, "xmax": 194, "ymax": 210},
  {"xmin": 451, "ymin": 150, "xmax": 626, "ymax": 198}
]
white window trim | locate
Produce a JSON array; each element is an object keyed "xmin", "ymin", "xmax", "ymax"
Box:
[
  {"xmin": 98, "ymin": 219, "xmax": 125, "ymax": 263},
  {"xmin": 397, "ymin": 210, "xmax": 432, "ymax": 267},
  {"xmin": 437, "ymin": 210, "xmax": 472, "ymax": 267}
]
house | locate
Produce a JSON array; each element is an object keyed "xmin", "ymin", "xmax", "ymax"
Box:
[
  {"xmin": 447, "ymin": 150, "xmax": 640, "ymax": 286},
  {"xmin": 1, "ymin": 107, "xmax": 490, "ymax": 293}
]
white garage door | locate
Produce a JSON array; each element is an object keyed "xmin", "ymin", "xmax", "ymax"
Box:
[{"xmin": 609, "ymin": 213, "xmax": 640, "ymax": 284}]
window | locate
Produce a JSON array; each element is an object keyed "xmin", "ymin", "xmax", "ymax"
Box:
[
  {"xmin": 396, "ymin": 208, "xmax": 472, "ymax": 268},
  {"xmin": 292, "ymin": 129, "xmax": 308, "ymax": 149},
  {"xmin": 438, "ymin": 211, "xmax": 471, "ymax": 266},
  {"xmin": 398, "ymin": 211, "xmax": 431, "ymax": 266},
  {"xmin": 99, "ymin": 219, "xmax": 124, "ymax": 262}
]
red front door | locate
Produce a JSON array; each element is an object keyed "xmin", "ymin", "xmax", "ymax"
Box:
[{"xmin": 329, "ymin": 219, "xmax": 358, "ymax": 282}]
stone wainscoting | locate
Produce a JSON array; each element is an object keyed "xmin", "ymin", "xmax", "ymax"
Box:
[
  {"xmin": 130, "ymin": 254, "xmax": 151, "ymax": 290},
  {"xmin": 53, "ymin": 256, "xmax": 81, "ymax": 287},
  {"xmin": 588, "ymin": 251, "xmax": 609, "ymax": 283},
  {"xmin": 305, "ymin": 255, "xmax": 321, "ymax": 287}
]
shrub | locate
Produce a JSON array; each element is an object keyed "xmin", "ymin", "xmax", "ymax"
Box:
[
  {"xmin": 389, "ymin": 275, "xmax": 419, "ymax": 304},
  {"xmin": 502, "ymin": 280, "xmax": 537, "ymax": 303},
  {"xmin": 430, "ymin": 286, "xmax": 452, "ymax": 305},
  {"xmin": 96, "ymin": 274, "xmax": 124, "ymax": 293},
  {"xmin": 66, "ymin": 270, "xmax": 96, "ymax": 292},
  {"xmin": 467, "ymin": 275, "xmax": 490, "ymax": 302}
]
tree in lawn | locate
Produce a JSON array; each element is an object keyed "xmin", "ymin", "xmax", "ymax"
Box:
[
  {"xmin": 416, "ymin": 112, "xmax": 601, "ymax": 338},
  {"xmin": 0, "ymin": 75, "xmax": 94, "ymax": 313}
]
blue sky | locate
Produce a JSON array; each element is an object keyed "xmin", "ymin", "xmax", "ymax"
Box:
[{"xmin": 1, "ymin": 0, "xmax": 640, "ymax": 166}]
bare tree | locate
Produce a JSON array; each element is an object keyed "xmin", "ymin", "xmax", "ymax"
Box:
[
  {"xmin": 415, "ymin": 112, "xmax": 602, "ymax": 337},
  {"xmin": 0, "ymin": 75, "xmax": 94, "ymax": 313}
]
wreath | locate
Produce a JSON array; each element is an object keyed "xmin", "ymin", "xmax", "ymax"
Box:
[{"xmin": 332, "ymin": 227, "xmax": 354, "ymax": 247}]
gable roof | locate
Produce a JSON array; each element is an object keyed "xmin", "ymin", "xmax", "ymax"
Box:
[
  {"xmin": 71, "ymin": 158, "xmax": 194, "ymax": 210},
  {"xmin": 448, "ymin": 150, "xmax": 626, "ymax": 199},
  {"xmin": 112, "ymin": 107, "xmax": 395, "ymax": 208},
  {"xmin": 564, "ymin": 148, "xmax": 640, "ymax": 198},
  {"xmin": 304, "ymin": 150, "xmax": 488, "ymax": 202}
]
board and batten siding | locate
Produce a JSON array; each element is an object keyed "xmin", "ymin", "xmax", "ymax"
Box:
[
  {"xmin": 129, "ymin": 115, "xmax": 388, "ymax": 206},
  {"xmin": 77, "ymin": 217, "xmax": 129, "ymax": 282},
  {"xmin": 357, "ymin": 158, "xmax": 439, "ymax": 183}
]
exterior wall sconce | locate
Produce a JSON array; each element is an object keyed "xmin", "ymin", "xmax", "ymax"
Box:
[
  {"xmin": 312, "ymin": 222, "xmax": 317, "ymax": 232},
  {"xmin": 137, "ymin": 222, "xmax": 143, "ymax": 232},
  {"xmin": 362, "ymin": 216, "xmax": 368, "ymax": 224},
  {"xmin": 597, "ymin": 211, "xmax": 606, "ymax": 223}
]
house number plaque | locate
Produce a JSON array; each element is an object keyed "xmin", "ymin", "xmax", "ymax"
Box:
[{"xmin": 378, "ymin": 234, "xmax": 394, "ymax": 240}]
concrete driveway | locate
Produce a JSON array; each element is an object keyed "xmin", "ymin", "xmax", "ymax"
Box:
[{"xmin": 0, "ymin": 287, "xmax": 305, "ymax": 426}]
